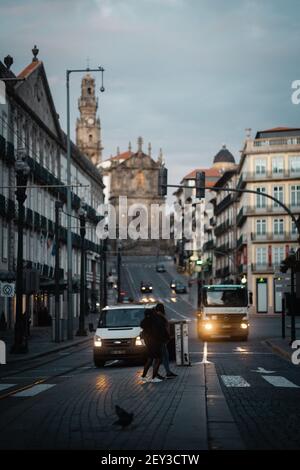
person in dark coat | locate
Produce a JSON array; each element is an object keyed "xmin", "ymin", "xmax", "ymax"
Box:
[
  {"xmin": 140, "ymin": 308, "xmax": 164, "ymax": 383},
  {"xmin": 155, "ymin": 303, "xmax": 177, "ymax": 378}
]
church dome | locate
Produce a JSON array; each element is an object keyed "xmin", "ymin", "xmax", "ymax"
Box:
[{"xmin": 213, "ymin": 145, "xmax": 235, "ymax": 164}]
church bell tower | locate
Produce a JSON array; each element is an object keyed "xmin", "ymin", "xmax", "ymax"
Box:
[{"xmin": 76, "ymin": 74, "xmax": 103, "ymax": 165}]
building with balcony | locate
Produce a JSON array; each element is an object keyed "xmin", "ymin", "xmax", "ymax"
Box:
[
  {"xmin": 0, "ymin": 48, "xmax": 104, "ymax": 332},
  {"xmin": 236, "ymin": 127, "xmax": 300, "ymax": 314}
]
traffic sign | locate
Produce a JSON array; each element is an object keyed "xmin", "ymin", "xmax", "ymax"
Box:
[{"xmin": 0, "ymin": 282, "xmax": 15, "ymax": 297}]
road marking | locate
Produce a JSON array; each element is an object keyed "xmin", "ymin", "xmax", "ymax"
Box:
[
  {"xmin": 262, "ymin": 375, "xmax": 299, "ymax": 388},
  {"xmin": 12, "ymin": 383, "xmax": 56, "ymax": 397},
  {"xmin": 252, "ymin": 367, "xmax": 275, "ymax": 374},
  {"xmin": 0, "ymin": 384, "xmax": 16, "ymax": 391},
  {"xmin": 221, "ymin": 375, "xmax": 251, "ymax": 387},
  {"xmin": 201, "ymin": 341, "xmax": 211, "ymax": 364}
]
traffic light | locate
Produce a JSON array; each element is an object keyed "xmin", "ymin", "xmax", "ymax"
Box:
[
  {"xmin": 158, "ymin": 167, "xmax": 168, "ymax": 196},
  {"xmin": 195, "ymin": 171, "xmax": 205, "ymax": 199}
]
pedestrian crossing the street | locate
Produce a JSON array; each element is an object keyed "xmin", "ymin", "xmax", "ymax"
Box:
[{"xmin": 221, "ymin": 374, "xmax": 299, "ymax": 389}]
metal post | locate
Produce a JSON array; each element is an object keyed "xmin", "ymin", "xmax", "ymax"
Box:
[
  {"xmin": 117, "ymin": 243, "xmax": 121, "ymax": 303},
  {"xmin": 281, "ymin": 297, "xmax": 285, "ymax": 339},
  {"xmin": 103, "ymin": 238, "xmax": 107, "ymax": 307},
  {"xmin": 197, "ymin": 270, "xmax": 202, "ymax": 308},
  {"xmin": 76, "ymin": 210, "xmax": 87, "ymax": 336},
  {"xmin": 100, "ymin": 239, "xmax": 104, "ymax": 310},
  {"xmin": 66, "ymin": 71, "xmax": 73, "ymax": 340},
  {"xmin": 54, "ymin": 201, "xmax": 62, "ymax": 343},
  {"xmin": 11, "ymin": 152, "xmax": 29, "ymax": 354},
  {"xmin": 291, "ymin": 266, "xmax": 296, "ymax": 343}
]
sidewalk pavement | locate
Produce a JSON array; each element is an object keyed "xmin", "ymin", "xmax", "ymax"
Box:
[{"xmin": 0, "ymin": 313, "xmax": 98, "ymax": 365}]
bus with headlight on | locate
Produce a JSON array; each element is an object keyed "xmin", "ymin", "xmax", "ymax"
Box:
[{"xmin": 197, "ymin": 284, "xmax": 249, "ymax": 341}]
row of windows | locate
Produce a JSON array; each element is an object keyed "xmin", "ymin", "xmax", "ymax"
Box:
[
  {"xmin": 256, "ymin": 246, "xmax": 286, "ymax": 265},
  {"xmin": 255, "ymin": 218, "xmax": 297, "ymax": 235},
  {"xmin": 255, "ymin": 185, "xmax": 300, "ymax": 207},
  {"xmin": 254, "ymin": 156, "xmax": 300, "ymax": 174},
  {"xmin": 0, "ymin": 222, "xmax": 99, "ymax": 276}
]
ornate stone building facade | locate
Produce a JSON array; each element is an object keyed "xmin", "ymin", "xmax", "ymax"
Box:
[
  {"xmin": 76, "ymin": 74, "xmax": 103, "ymax": 165},
  {"xmin": 99, "ymin": 138, "xmax": 171, "ymax": 254}
]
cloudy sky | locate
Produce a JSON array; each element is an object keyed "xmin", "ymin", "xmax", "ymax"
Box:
[{"xmin": 1, "ymin": 0, "xmax": 300, "ymax": 186}]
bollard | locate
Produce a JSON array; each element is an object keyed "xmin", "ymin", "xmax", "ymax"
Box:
[{"xmin": 174, "ymin": 320, "xmax": 190, "ymax": 366}]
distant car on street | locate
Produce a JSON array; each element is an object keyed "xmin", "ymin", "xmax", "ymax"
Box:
[
  {"xmin": 140, "ymin": 281, "xmax": 153, "ymax": 293},
  {"xmin": 170, "ymin": 279, "xmax": 176, "ymax": 289},
  {"xmin": 156, "ymin": 263, "xmax": 166, "ymax": 273},
  {"xmin": 174, "ymin": 282, "xmax": 187, "ymax": 294},
  {"xmin": 119, "ymin": 292, "xmax": 134, "ymax": 304}
]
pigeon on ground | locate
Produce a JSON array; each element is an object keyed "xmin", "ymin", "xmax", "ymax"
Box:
[{"xmin": 113, "ymin": 405, "xmax": 134, "ymax": 428}]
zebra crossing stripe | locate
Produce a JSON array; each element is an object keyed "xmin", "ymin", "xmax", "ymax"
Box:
[
  {"xmin": 221, "ymin": 375, "xmax": 251, "ymax": 387},
  {"xmin": 0, "ymin": 384, "xmax": 16, "ymax": 391},
  {"xmin": 262, "ymin": 376, "xmax": 299, "ymax": 388},
  {"xmin": 12, "ymin": 384, "xmax": 56, "ymax": 397}
]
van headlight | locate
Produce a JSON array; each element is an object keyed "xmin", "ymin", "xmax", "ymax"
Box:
[
  {"xmin": 94, "ymin": 335, "xmax": 102, "ymax": 347},
  {"xmin": 135, "ymin": 336, "xmax": 144, "ymax": 346},
  {"xmin": 240, "ymin": 323, "xmax": 248, "ymax": 329},
  {"xmin": 204, "ymin": 323, "xmax": 213, "ymax": 331}
]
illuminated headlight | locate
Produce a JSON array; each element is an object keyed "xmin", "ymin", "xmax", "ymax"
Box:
[
  {"xmin": 204, "ymin": 323, "xmax": 213, "ymax": 331},
  {"xmin": 142, "ymin": 286, "xmax": 146, "ymax": 290},
  {"xmin": 240, "ymin": 323, "xmax": 248, "ymax": 329},
  {"xmin": 149, "ymin": 286, "xmax": 152, "ymax": 290},
  {"xmin": 135, "ymin": 336, "xmax": 144, "ymax": 346},
  {"xmin": 94, "ymin": 335, "xmax": 102, "ymax": 347}
]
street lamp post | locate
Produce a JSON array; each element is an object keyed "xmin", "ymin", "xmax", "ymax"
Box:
[
  {"xmin": 66, "ymin": 65, "xmax": 105, "ymax": 340},
  {"xmin": 11, "ymin": 150, "xmax": 30, "ymax": 354},
  {"xmin": 76, "ymin": 203, "xmax": 87, "ymax": 336},
  {"xmin": 117, "ymin": 241, "xmax": 122, "ymax": 303},
  {"xmin": 54, "ymin": 201, "xmax": 63, "ymax": 343}
]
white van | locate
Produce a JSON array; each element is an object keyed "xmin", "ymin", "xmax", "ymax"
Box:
[{"xmin": 93, "ymin": 304, "xmax": 151, "ymax": 367}]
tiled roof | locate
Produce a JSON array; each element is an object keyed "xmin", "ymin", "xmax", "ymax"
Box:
[
  {"xmin": 259, "ymin": 127, "xmax": 300, "ymax": 133},
  {"xmin": 18, "ymin": 60, "xmax": 41, "ymax": 78},
  {"xmin": 182, "ymin": 167, "xmax": 221, "ymax": 180}
]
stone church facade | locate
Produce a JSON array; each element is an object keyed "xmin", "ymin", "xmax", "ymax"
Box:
[{"xmin": 100, "ymin": 138, "xmax": 172, "ymax": 255}]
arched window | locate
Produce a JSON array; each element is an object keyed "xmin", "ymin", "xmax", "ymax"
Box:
[
  {"xmin": 89, "ymin": 134, "xmax": 93, "ymax": 142},
  {"xmin": 87, "ymin": 87, "xmax": 91, "ymax": 95}
]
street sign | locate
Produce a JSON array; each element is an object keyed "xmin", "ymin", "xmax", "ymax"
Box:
[{"xmin": 0, "ymin": 282, "xmax": 15, "ymax": 297}]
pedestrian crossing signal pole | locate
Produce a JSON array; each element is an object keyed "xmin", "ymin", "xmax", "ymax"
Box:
[{"xmin": 196, "ymin": 259, "xmax": 203, "ymax": 308}]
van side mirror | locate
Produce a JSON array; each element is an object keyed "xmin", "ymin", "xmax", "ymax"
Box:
[{"xmin": 248, "ymin": 292, "xmax": 253, "ymax": 305}]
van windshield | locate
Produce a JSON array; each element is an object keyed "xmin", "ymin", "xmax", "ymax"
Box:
[
  {"xmin": 203, "ymin": 288, "xmax": 248, "ymax": 307},
  {"xmin": 98, "ymin": 308, "xmax": 145, "ymax": 328}
]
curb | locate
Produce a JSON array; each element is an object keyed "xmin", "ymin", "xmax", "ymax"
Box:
[
  {"xmin": 264, "ymin": 339, "xmax": 291, "ymax": 361},
  {"xmin": 204, "ymin": 362, "xmax": 245, "ymax": 450},
  {"xmin": 4, "ymin": 335, "xmax": 92, "ymax": 365}
]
